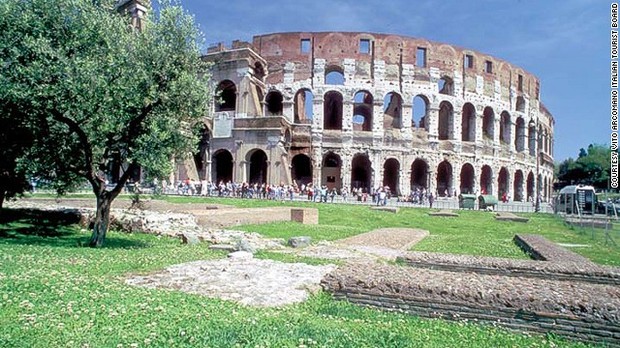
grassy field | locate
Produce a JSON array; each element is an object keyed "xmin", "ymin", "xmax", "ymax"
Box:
[
  {"xmin": 155, "ymin": 195, "xmax": 620, "ymax": 266},
  {"xmin": 1, "ymin": 194, "xmax": 617, "ymax": 347}
]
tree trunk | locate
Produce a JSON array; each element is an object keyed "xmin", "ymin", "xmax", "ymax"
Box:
[{"xmin": 89, "ymin": 193, "xmax": 112, "ymax": 248}]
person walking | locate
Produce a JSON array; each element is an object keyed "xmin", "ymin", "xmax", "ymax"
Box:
[{"xmin": 428, "ymin": 192, "xmax": 434, "ymax": 208}]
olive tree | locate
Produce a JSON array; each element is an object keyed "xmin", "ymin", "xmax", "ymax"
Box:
[{"xmin": 0, "ymin": 0, "xmax": 211, "ymax": 246}]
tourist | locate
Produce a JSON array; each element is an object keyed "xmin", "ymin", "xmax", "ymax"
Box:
[{"xmin": 429, "ymin": 192, "xmax": 434, "ymax": 208}]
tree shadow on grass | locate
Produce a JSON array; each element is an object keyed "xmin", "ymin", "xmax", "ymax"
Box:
[{"xmin": 0, "ymin": 208, "xmax": 149, "ymax": 249}]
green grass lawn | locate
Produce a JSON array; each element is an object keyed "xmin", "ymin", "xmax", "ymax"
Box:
[
  {"xmin": 0, "ymin": 217, "xmax": 597, "ymax": 348},
  {"xmin": 2, "ymin": 194, "xmax": 616, "ymax": 347}
]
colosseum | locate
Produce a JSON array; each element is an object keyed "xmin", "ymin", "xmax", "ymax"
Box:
[{"xmin": 197, "ymin": 32, "xmax": 555, "ymax": 202}]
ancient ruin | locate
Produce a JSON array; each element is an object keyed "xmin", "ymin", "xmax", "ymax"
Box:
[{"xmin": 197, "ymin": 32, "xmax": 555, "ymax": 201}]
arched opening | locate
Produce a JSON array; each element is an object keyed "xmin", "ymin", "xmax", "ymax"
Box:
[
  {"xmin": 383, "ymin": 158, "xmax": 400, "ymax": 195},
  {"xmin": 323, "ymin": 91, "xmax": 343, "ymax": 130},
  {"xmin": 265, "ymin": 90, "xmax": 283, "ymax": 116},
  {"xmin": 516, "ymin": 96, "xmax": 525, "ymax": 112},
  {"xmin": 412, "ymin": 95, "xmax": 428, "ymax": 129},
  {"xmin": 212, "ymin": 149, "xmax": 233, "ymax": 184},
  {"xmin": 411, "ymin": 159, "xmax": 429, "ymax": 190},
  {"xmin": 325, "ymin": 66, "xmax": 345, "ymax": 85},
  {"xmin": 513, "ymin": 170, "xmax": 524, "ymax": 202},
  {"xmin": 460, "ymin": 163, "xmax": 475, "ymax": 194},
  {"xmin": 500, "ymin": 111, "xmax": 511, "ymax": 145},
  {"xmin": 248, "ymin": 149, "xmax": 268, "ymax": 184},
  {"xmin": 498, "ymin": 167, "xmax": 509, "ymax": 198},
  {"xmin": 353, "ymin": 90, "xmax": 373, "ymax": 131},
  {"xmin": 436, "ymin": 160, "xmax": 453, "ymax": 197},
  {"xmin": 526, "ymin": 172, "xmax": 535, "ymax": 202},
  {"xmin": 351, "ymin": 153, "xmax": 372, "ymax": 192},
  {"xmin": 294, "ymin": 89, "xmax": 314, "ymax": 123},
  {"xmin": 215, "ymin": 80, "xmax": 236, "ymax": 112},
  {"xmin": 438, "ymin": 101, "xmax": 453, "ymax": 140},
  {"xmin": 482, "ymin": 107, "xmax": 494, "ymax": 141},
  {"xmin": 291, "ymin": 154, "xmax": 312, "ymax": 186},
  {"xmin": 438, "ymin": 76, "xmax": 454, "ymax": 96},
  {"xmin": 480, "ymin": 165, "xmax": 493, "ymax": 195},
  {"xmin": 254, "ymin": 62, "xmax": 265, "ymax": 81},
  {"xmin": 461, "ymin": 103, "xmax": 476, "ymax": 142},
  {"xmin": 383, "ymin": 92, "xmax": 403, "ymax": 129},
  {"xmin": 322, "ymin": 152, "xmax": 341, "ymax": 189},
  {"xmin": 515, "ymin": 117, "xmax": 526, "ymax": 152}
]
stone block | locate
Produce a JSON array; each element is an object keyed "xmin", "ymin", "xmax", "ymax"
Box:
[
  {"xmin": 227, "ymin": 251, "xmax": 254, "ymax": 259},
  {"xmin": 208, "ymin": 244, "xmax": 236, "ymax": 252},
  {"xmin": 180, "ymin": 232, "xmax": 200, "ymax": 245},
  {"xmin": 288, "ymin": 236, "xmax": 312, "ymax": 248},
  {"xmin": 290, "ymin": 208, "xmax": 319, "ymax": 224},
  {"xmin": 370, "ymin": 206, "xmax": 399, "ymax": 213}
]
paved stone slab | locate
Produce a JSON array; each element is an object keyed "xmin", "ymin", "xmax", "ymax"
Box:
[
  {"xmin": 370, "ymin": 206, "xmax": 399, "ymax": 213},
  {"xmin": 495, "ymin": 212, "xmax": 529, "ymax": 222},
  {"xmin": 428, "ymin": 210, "xmax": 459, "ymax": 217}
]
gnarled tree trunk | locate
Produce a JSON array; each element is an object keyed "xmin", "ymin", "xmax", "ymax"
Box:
[{"xmin": 89, "ymin": 192, "xmax": 112, "ymax": 247}]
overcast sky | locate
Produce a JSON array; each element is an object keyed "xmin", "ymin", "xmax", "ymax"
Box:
[{"xmin": 177, "ymin": 0, "xmax": 609, "ymax": 162}]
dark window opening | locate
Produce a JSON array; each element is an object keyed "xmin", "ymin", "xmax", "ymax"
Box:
[
  {"xmin": 498, "ymin": 167, "xmax": 509, "ymax": 197},
  {"xmin": 215, "ymin": 80, "xmax": 236, "ymax": 112},
  {"xmin": 212, "ymin": 150, "xmax": 233, "ymax": 184},
  {"xmin": 383, "ymin": 159, "xmax": 400, "ymax": 195},
  {"xmin": 518, "ymin": 74, "xmax": 523, "ymax": 91},
  {"xmin": 500, "ymin": 111, "xmax": 511, "ymax": 145},
  {"xmin": 411, "ymin": 159, "xmax": 429, "ymax": 190},
  {"xmin": 323, "ymin": 91, "xmax": 343, "ymax": 130},
  {"xmin": 480, "ymin": 165, "xmax": 493, "ymax": 195},
  {"xmin": 482, "ymin": 107, "xmax": 494, "ymax": 140},
  {"xmin": 515, "ymin": 117, "xmax": 526, "ymax": 152},
  {"xmin": 265, "ymin": 91, "xmax": 283, "ymax": 116},
  {"xmin": 291, "ymin": 154, "xmax": 312, "ymax": 186},
  {"xmin": 485, "ymin": 60, "xmax": 493, "ymax": 74},
  {"xmin": 461, "ymin": 103, "xmax": 476, "ymax": 142},
  {"xmin": 412, "ymin": 95, "xmax": 428, "ymax": 130},
  {"xmin": 513, "ymin": 170, "xmax": 524, "ymax": 202},
  {"xmin": 516, "ymin": 96, "xmax": 525, "ymax": 112},
  {"xmin": 464, "ymin": 54, "xmax": 474, "ymax": 69},
  {"xmin": 248, "ymin": 150, "xmax": 268, "ymax": 184},
  {"xmin": 459, "ymin": 163, "xmax": 475, "ymax": 195},
  {"xmin": 438, "ymin": 101, "xmax": 453, "ymax": 140},
  {"xmin": 436, "ymin": 161, "xmax": 453, "ymax": 197}
]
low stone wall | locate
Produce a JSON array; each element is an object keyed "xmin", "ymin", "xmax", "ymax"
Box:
[
  {"xmin": 322, "ymin": 264, "xmax": 620, "ymax": 346},
  {"xmin": 397, "ymin": 252, "xmax": 620, "ymax": 285},
  {"xmin": 514, "ymin": 234, "xmax": 593, "ymax": 263}
]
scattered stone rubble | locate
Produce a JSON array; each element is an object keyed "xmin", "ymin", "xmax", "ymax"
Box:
[{"xmin": 126, "ymin": 257, "xmax": 336, "ymax": 307}]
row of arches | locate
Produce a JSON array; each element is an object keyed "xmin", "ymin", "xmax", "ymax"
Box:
[
  {"xmin": 210, "ymin": 148, "xmax": 548, "ymax": 201},
  {"xmin": 214, "ymin": 79, "xmax": 551, "ymax": 155}
]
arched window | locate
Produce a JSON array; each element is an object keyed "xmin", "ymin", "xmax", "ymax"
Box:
[
  {"xmin": 265, "ymin": 91, "xmax": 283, "ymax": 116},
  {"xmin": 325, "ymin": 66, "xmax": 345, "ymax": 85},
  {"xmin": 323, "ymin": 91, "xmax": 343, "ymax": 130},
  {"xmin": 482, "ymin": 107, "xmax": 494, "ymax": 140},
  {"xmin": 438, "ymin": 101, "xmax": 454, "ymax": 140},
  {"xmin": 294, "ymin": 89, "xmax": 314, "ymax": 123},
  {"xmin": 516, "ymin": 96, "xmax": 525, "ymax": 112},
  {"xmin": 383, "ymin": 92, "xmax": 403, "ymax": 129},
  {"xmin": 215, "ymin": 80, "xmax": 236, "ymax": 112},
  {"xmin": 412, "ymin": 95, "xmax": 429, "ymax": 130},
  {"xmin": 461, "ymin": 103, "xmax": 476, "ymax": 142},
  {"xmin": 515, "ymin": 117, "xmax": 526, "ymax": 152},
  {"xmin": 500, "ymin": 111, "xmax": 511, "ymax": 145},
  {"xmin": 438, "ymin": 76, "xmax": 454, "ymax": 96},
  {"xmin": 353, "ymin": 91, "xmax": 373, "ymax": 131}
]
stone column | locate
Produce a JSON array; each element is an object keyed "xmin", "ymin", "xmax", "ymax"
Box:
[
  {"xmin": 452, "ymin": 109, "xmax": 462, "ymax": 141},
  {"xmin": 312, "ymin": 95, "xmax": 324, "ymax": 132},
  {"xmin": 401, "ymin": 102, "xmax": 413, "ymax": 139},
  {"xmin": 372, "ymin": 101, "xmax": 385, "ymax": 136},
  {"xmin": 509, "ymin": 120, "xmax": 516, "ymax": 152},
  {"xmin": 427, "ymin": 106, "xmax": 439, "ymax": 141},
  {"xmin": 342, "ymin": 100, "xmax": 353, "ymax": 133}
]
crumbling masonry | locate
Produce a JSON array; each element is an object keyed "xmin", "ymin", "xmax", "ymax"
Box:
[{"xmin": 199, "ymin": 32, "xmax": 555, "ymax": 200}]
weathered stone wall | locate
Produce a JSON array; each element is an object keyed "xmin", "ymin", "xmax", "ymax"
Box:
[
  {"xmin": 322, "ymin": 263, "xmax": 620, "ymax": 346},
  {"xmin": 205, "ymin": 32, "xmax": 555, "ymax": 200}
]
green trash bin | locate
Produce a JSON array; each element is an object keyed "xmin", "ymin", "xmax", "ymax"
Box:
[
  {"xmin": 478, "ymin": 195, "xmax": 498, "ymax": 210},
  {"xmin": 458, "ymin": 194, "xmax": 477, "ymax": 209}
]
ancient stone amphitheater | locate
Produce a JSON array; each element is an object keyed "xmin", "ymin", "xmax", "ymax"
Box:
[{"xmin": 200, "ymin": 32, "xmax": 554, "ymax": 201}]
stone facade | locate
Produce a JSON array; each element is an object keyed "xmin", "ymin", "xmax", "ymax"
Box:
[{"xmin": 201, "ymin": 32, "xmax": 555, "ymax": 201}]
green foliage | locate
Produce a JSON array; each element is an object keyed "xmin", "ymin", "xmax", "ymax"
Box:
[
  {"xmin": 556, "ymin": 144, "xmax": 613, "ymax": 189},
  {"xmin": 0, "ymin": 0, "xmax": 211, "ymax": 245},
  {"xmin": 0, "ymin": 221, "xmax": 593, "ymax": 347}
]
